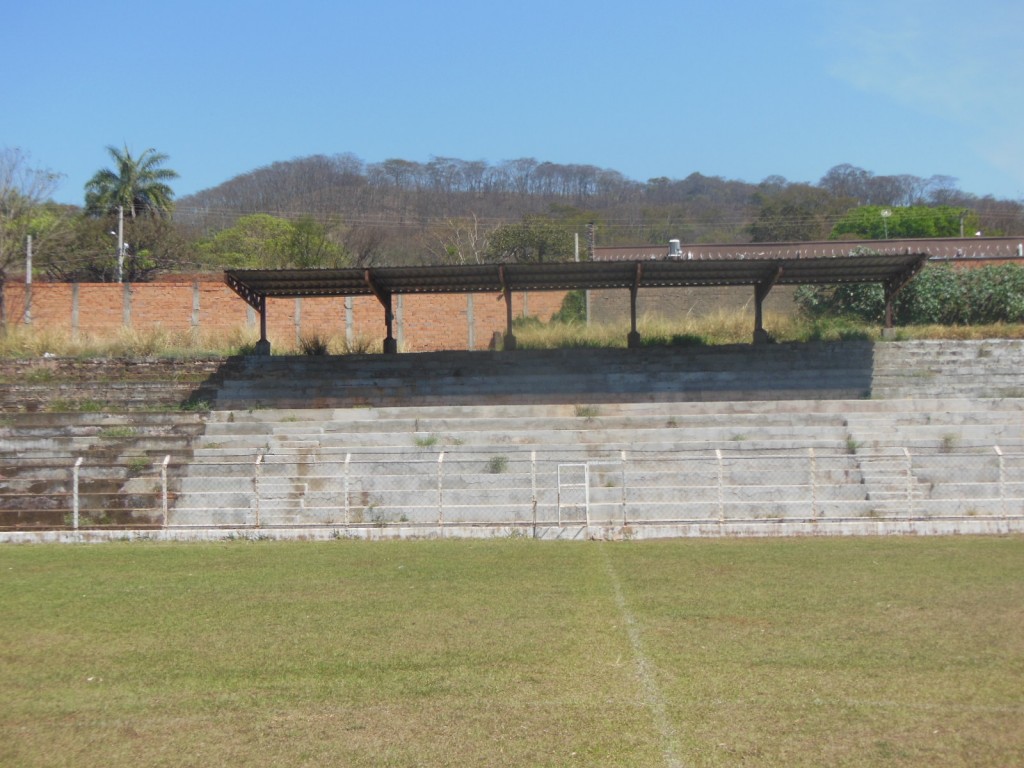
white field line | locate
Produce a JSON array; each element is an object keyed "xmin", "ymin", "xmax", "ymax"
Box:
[{"xmin": 602, "ymin": 546, "xmax": 685, "ymax": 768}]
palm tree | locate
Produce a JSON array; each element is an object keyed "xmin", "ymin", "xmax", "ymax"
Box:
[{"xmin": 84, "ymin": 145, "xmax": 179, "ymax": 219}]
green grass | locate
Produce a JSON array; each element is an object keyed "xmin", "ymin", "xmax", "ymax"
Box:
[{"xmin": 1, "ymin": 537, "xmax": 1023, "ymax": 767}]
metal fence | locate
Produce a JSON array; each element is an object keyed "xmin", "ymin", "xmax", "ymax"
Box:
[{"xmin": 3, "ymin": 446, "xmax": 1023, "ymax": 531}]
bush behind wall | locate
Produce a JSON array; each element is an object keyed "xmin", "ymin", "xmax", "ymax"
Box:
[{"xmin": 796, "ymin": 263, "xmax": 1024, "ymax": 325}]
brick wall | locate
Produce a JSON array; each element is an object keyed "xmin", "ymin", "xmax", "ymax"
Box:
[{"xmin": 2, "ymin": 279, "xmax": 567, "ymax": 353}]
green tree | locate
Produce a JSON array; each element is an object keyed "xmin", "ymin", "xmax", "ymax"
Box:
[
  {"xmin": 1, "ymin": 149, "xmax": 65, "ymax": 324},
  {"xmin": 199, "ymin": 214, "xmax": 347, "ymax": 269},
  {"xmin": 830, "ymin": 205, "xmax": 975, "ymax": 240},
  {"xmin": 84, "ymin": 145, "xmax": 178, "ymax": 219},
  {"xmin": 1, "ymin": 148, "xmax": 63, "ymax": 273},
  {"xmin": 485, "ymin": 215, "xmax": 575, "ymax": 263},
  {"xmin": 288, "ymin": 216, "xmax": 348, "ymax": 268},
  {"xmin": 199, "ymin": 214, "xmax": 294, "ymax": 269},
  {"xmin": 748, "ymin": 184, "xmax": 844, "ymax": 242}
]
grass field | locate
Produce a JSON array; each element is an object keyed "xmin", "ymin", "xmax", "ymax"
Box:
[{"xmin": 2, "ymin": 536, "xmax": 1022, "ymax": 767}]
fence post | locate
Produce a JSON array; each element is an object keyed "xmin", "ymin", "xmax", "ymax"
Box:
[
  {"xmin": 343, "ymin": 453, "xmax": 351, "ymax": 526},
  {"xmin": 716, "ymin": 449, "xmax": 724, "ymax": 522},
  {"xmin": 809, "ymin": 447, "xmax": 817, "ymax": 519},
  {"xmin": 437, "ymin": 451, "xmax": 445, "ymax": 527},
  {"xmin": 584, "ymin": 464, "xmax": 591, "ymax": 528},
  {"xmin": 161, "ymin": 454, "xmax": 170, "ymax": 527},
  {"xmin": 904, "ymin": 447, "xmax": 914, "ymax": 516},
  {"xmin": 620, "ymin": 449, "xmax": 628, "ymax": 526},
  {"xmin": 531, "ymin": 450, "xmax": 537, "ymax": 537},
  {"xmin": 72, "ymin": 457, "xmax": 83, "ymax": 530},
  {"xmin": 995, "ymin": 446, "xmax": 1005, "ymax": 517},
  {"xmin": 254, "ymin": 453, "xmax": 263, "ymax": 528}
]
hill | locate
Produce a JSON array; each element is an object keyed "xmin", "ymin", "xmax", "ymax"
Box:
[{"xmin": 174, "ymin": 155, "xmax": 1024, "ymax": 265}]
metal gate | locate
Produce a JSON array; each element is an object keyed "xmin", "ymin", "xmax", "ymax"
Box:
[{"xmin": 557, "ymin": 461, "xmax": 626, "ymax": 526}]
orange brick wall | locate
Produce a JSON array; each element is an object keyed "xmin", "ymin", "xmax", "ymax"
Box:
[{"xmin": 2, "ymin": 280, "xmax": 568, "ymax": 353}]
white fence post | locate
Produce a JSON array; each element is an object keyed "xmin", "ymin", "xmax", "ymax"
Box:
[
  {"xmin": 716, "ymin": 449, "xmax": 724, "ymax": 522},
  {"xmin": 995, "ymin": 446, "xmax": 1005, "ymax": 517},
  {"xmin": 343, "ymin": 452, "xmax": 351, "ymax": 526},
  {"xmin": 437, "ymin": 451, "xmax": 445, "ymax": 527},
  {"xmin": 809, "ymin": 447, "xmax": 817, "ymax": 519},
  {"xmin": 531, "ymin": 450, "xmax": 537, "ymax": 535},
  {"xmin": 254, "ymin": 453, "xmax": 263, "ymax": 528},
  {"xmin": 904, "ymin": 447, "xmax": 914, "ymax": 515},
  {"xmin": 161, "ymin": 455, "xmax": 170, "ymax": 527},
  {"xmin": 620, "ymin": 449, "xmax": 628, "ymax": 526},
  {"xmin": 72, "ymin": 457, "xmax": 83, "ymax": 530}
]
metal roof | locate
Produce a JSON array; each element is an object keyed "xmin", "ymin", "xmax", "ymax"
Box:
[
  {"xmin": 594, "ymin": 236, "xmax": 1024, "ymax": 262},
  {"xmin": 225, "ymin": 251, "xmax": 929, "ymax": 306}
]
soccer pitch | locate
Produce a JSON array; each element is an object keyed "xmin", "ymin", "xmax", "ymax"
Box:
[{"xmin": 2, "ymin": 536, "xmax": 1022, "ymax": 767}]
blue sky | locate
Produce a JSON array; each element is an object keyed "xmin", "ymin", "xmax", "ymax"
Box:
[{"xmin": 4, "ymin": 0, "xmax": 1023, "ymax": 206}]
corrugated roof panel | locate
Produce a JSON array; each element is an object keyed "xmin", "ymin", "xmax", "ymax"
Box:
[{"xmin": 225, "ymin": 252, "xmax": 930, "ymax": 305}]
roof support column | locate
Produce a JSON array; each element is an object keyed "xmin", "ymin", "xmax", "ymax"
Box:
[
  {"xmin": 382, "ymin": 294, "xmax": 397, "ymax": 354},
  {"xmin": 883, "ymin": 256, "xmax": 928, "ymax": 338},
  {"xmin": 500, "ymin": 266, "xmax": 516, "ymax": 351},
  {"xmin": 255, "ymin": 295, "xmax": 271, "ymax": 355},
  {"xmin": 628, "ymin": 263, "xmax": 643, "ymax": 348},
  {"xmin": 365, "ymin": 269, "xmax": 398, "ymax": 354},
  {"xmin": 753, "ymin": 267, "xmax": 783, "ymax": 345},
  {"xmin": 883, "ymin": 288, "xmax": 895, "ymax": 334},
  {"xmin": 224, "ymin": 274, "xmax": 271, "ymax": 355}
]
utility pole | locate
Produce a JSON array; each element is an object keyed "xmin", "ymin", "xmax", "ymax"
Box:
[{"xmin": 116, "ymin": 205, "xmax": 125, "ymax": 283}]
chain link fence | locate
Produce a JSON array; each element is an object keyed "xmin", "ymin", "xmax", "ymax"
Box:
[{"xmin": 3, "ymin": 446, "xmax": 1023, "ymax": 531}]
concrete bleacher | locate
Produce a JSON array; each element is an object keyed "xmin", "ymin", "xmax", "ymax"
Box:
[
  {"xmin": 173, "ymin": 395, "xmax": 1024, "ymax": 528},
  {"xmin": 0, "ymin": 412, "xmax": 205, "ymax": 528},
  {"xmin": 3, "ymin": 339, "xmax": 1024, "ymax": 534}
]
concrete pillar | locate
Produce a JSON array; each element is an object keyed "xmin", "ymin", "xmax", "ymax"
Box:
[
  {"xmin": 71, "ymin": 283, "xmax": 80, "ymax": 338},
  {"xmin": 122, "ymin": 283, "xmax": 132, "ymax": 328},
  {"xmin": 191, "ymin": 281, "xmax": 200, "ymax": 329},
  {"xmin": 396, "ymin": 295, "xmax": 405, "ymax": 352},
  {"xmin": 345, "ymin": 296, "xmax": 353, "ymax": 346}
]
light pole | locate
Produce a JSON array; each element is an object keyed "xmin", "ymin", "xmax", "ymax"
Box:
[
  {"xmin": 116, "ymin": 205, "xmax": 124, "ymax": 283},
  {"xmin": 881, "ymin": 208, "xmax": 892, "ymax": 239},
  {"xmin": 109, "ymin": 206, "xmax": 126, "ymax": 282}
]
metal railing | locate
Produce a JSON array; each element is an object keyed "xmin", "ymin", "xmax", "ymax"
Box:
[{"xmin": 3, "ymin": 446, "xmax": 1022, "ymax": 531}]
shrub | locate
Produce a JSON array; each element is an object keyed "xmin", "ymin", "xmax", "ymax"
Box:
[
  {"xmin": 486, "ymin": 456, "xmax": 508, "ymax": 474},
  {"xmin": 299, "ymin": 334, "xmax": 330, "ymax": 355},
  {"xmin": 896, "ymin": 264, "xmax": 964, "ymax": 325},
  {"xmin": 551, "ymin": 290, "xmax": 587, "ymax": 324},
  {"xmin": 797, "ymin": 264, "xmax": 1024, "ymax": 326},
  {"xmin": 796, "ymin": 283, "xmax": 886, "ymax": 323}
]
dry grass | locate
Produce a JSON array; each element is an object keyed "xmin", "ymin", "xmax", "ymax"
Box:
[
  {"xmin": 0, "ymin": 326, "xmax": 393, "ymax": 358},
  {"xmin": 513, "ymin": 312, "xmax": 1024, "ymax": 349},
  {"xmin": 888, "ymin": 322, "xmax": 1024, "ymax": 341},
  {"xmin": 0, "ymin": 325, "xmax": 264, "ymax": 359},
  {"xmin": 1, "ymin": 536, "xmax": 1022, "ymax": 767},
  {"xmin": 3, "ymin": 313, "xmax": 1024, "ymax": 359}
]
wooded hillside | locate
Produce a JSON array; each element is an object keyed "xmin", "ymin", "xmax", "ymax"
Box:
[{"xmin": 174, "ymin": 155, "xmax": 1024, "ymax": 266}]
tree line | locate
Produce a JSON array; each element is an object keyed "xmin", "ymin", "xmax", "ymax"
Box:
[{"xmin": 3, "ymin": 147, "xmax": 1024, "ymax": 287}]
